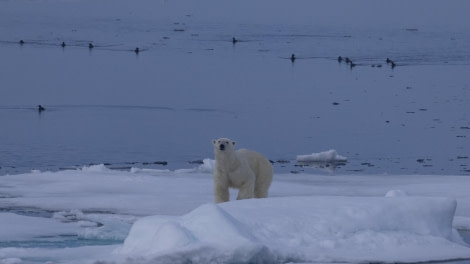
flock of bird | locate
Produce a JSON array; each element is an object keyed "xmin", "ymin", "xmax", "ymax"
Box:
[
  {"xmin": 18, "ymin": 39, "xmax": 142, "ymax": 54},
  {"xmin": 25, "ymin": 36, "xmax": 398, "ymax": 112},
  {"xmin": 26, "ymin": 36, "xmax": 398, "ymax": 112},
  {"xmin": 17, "ymin": 37, "xmax": 399, "ymax": 68},
  {"xmin": 338, "ymin": 55, "xmax": 396, "ymax": 69},
  {"xmin": 289, "ymin": 53, "xmax": 397, "ymax": 69}
]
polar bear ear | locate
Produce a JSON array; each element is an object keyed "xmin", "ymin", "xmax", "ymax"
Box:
[
  {"xmin": 212, "ymin": 139, "xmax": 217, "ymax": 145},
  {"xmin": 232, "ymin": 141, "xmax": 236, "ymax": 146}
]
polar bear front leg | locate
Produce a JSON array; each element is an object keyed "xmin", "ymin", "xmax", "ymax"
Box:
[
  {"xmin": 214, "ymin": 169, "xmax": 230, "ymax": 203},
  {"xmin": 236, "ymin": 177, "xmax": 255, "ymax": 200},
  {"xmin": 214, "ymin": 182, "xmax": 230, "ymax": 203}
]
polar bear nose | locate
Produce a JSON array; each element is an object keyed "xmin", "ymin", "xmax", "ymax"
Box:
[{"xmin": 219, "ymin": 144, "xmax": 225, "ymax": 151}]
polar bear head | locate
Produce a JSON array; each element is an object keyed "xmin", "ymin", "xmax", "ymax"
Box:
[{"xmin": 212, "ymin": 138, "xmax": 236, "ymax": 153}]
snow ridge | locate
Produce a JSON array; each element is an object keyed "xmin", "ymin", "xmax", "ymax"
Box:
[{"xmin": 118, "ymin": 196, "xmax": 469, "ymax": 264}]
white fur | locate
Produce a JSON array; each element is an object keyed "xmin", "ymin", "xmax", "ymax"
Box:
[{"xmin": 212, "ymin": 138, "xmax": 273, "ymax": 203}]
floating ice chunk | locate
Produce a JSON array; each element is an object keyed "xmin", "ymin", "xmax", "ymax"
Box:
[
  {"xmin": 296, "ymin": 149, "xmax": 347, "ymax": 163},
  {"xmin": 118, "ymin": 196, "xmax": 470, "ymax": 264}
]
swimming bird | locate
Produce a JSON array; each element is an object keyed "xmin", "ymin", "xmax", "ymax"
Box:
[
  {"xmin": 61, "ymin": 42, "xmax": 66, "ymax": 48},
  {"xmin": 88, "ymin": 43, "xmax": 94, "ymax": 49},
  {"xmin": 134, "ymin": 47, "xmax": 140, "ymax": 54},
  {"xmin": 337, "ymin": 56, "xmax": 343, "ymax": 63},
  {"xmin": 38, "ymin": 105, "xmax": 45, "ymax": 112},
  {"xmin": 391, "ymin": 61, "xmax": 396, "ymax": 69},
  {"xmin": 232, "ymin": 37, "xmax": 238, "ymax": 44},
  {"xmin": 290, "ymin": 54, "xmax": 296, "ymax": 62},
  {"xmin": 19, "ymin": 40, "xmax": 24, "ymax": 45},
  {"xmin": 386, "ymin": 58, "xmax": 392, "ymax": 64},
  {"xmin": 345, "ymin": 57, "xmax": 351, "ymax": 64}
]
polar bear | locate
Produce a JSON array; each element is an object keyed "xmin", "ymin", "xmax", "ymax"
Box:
[{"xmin": 212, "ymin": 138, "xmax": 273, "ymax": 203}]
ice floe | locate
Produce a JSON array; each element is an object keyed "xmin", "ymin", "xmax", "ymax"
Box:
[
  {"xmin": 1, "ymin": 166, "xmax": 470, "ymax": 263},
  {"xmin": 296, "ymin": 149, "xmax": 347, "ymax": 163},
  {"xmin": 118, "ymin": 196, "xmax": 469, "ymax": 263}
]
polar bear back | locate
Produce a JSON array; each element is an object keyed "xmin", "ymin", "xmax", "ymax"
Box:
[{"xmin": 236, "ymin": 149, "xmax": 272, "ymax": 174}]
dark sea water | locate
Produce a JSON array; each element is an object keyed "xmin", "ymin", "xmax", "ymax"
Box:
[
  {"xmin": 1, "ymin": 1, "xmax": 469, "ymax": 176},
  {"xmin": 1, "ymin": 48, "xmax": 468, "ymax": 175}
]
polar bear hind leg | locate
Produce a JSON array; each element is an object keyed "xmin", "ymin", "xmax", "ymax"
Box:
[{"xmin": 254, "ymin": 160, "xmax": 273, "ymax": 198}]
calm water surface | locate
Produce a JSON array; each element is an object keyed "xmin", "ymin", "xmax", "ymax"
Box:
[{"xmin": 1, "ymin": 13, "xmax": 469, "ymax": 176}]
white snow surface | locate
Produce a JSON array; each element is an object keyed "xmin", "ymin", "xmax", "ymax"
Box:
[{"xmin": 1, "ymin": 163, "xmax": 470, "ymax": 263}]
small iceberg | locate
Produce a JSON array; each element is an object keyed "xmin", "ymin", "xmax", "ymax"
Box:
[
  {"xmin": 296, "ymin": 150, "xmax": 347, "ymax": 172},
  {"xmin": 296, "ymin": 149, "xmax": 347, "ymax": 163}
]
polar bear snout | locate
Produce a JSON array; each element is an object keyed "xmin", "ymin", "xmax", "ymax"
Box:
[{"xmin": 213, "ymin": 138, "xmax": 235, "ymax": 152}]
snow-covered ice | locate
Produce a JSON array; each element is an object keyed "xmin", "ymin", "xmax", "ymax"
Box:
[
  {"xmin": 1, "ymin": 163, "xmax": 470, "ymax": 263},
  {"xmin": 119, "ymin": 196, "xmax": 467, "ymax": 264}
]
